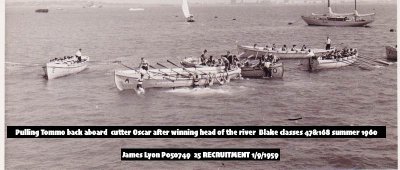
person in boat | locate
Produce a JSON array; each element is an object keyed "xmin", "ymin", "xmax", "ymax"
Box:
[
  {"xmin": 281, "ymin": 45, "xmax": 287, "ymax": 51},
  {"xmin": 227, "ymin": 52, "xmax": 233, "ymax": 68},
  {"xmin": 272, "ymin": 44, "xmax": 276, "ymax": 51},
  {"xmin": 263, "ymin": 53, "xmax": 274, "ymax": 77},
  {"xmin": 301, "ymin": 45, "xmax": 307, "ymax": 51},
  {"xmin": 221, "ymin": 55, "xmax": 230, "ymax": 72},
  {"xmin": 233, "ymin": 55, "xmax": 239, "ymax": 68},
  {"xmin": 137, "ymin": 74, "xmax": 144, "ymax": 90},
  {"xmin": 253, "ymin": 43, "xmax": 257, "ymax": 48},
  {"xmin": 75, "ymin": 49, "xmax": 82, "ymax": 62},
  {"xmin": 326, "ymin": 37, "xmax": 331, "ymax": 50},
  {"xmin": 264, "ymin": 45, "xmax": 269, "ymax": 50},
  {"xmin": 207, "ymin": 55, "xmax": 215, "ymax": 66},
  {"xmin": 291, "ymin": 45, "xmax": 296, "ymax": 51},
  {"xmin": 200, "ymin": 49, "xmax": 207, "ymax": 65},
  {"xmin": 216, "ymin": 58, "xmax": 223, "ymax": 66},
  {"xmin": 139, "ymin": 57, "xmax": 149, "ymax": 71},
  {"xmin": 272, "ymin": 54, "xmax": 280, "ymax": 63}
]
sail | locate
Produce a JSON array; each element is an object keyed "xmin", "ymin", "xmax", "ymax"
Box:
[
  {"xmin": 182, "ymin": 0, "xmax": 191, "ymax": 18},
  {"xmin": 328, "ymin": 7, "xmax": 355, "ymax": 16},
  {"xmin": 354, "ymin": 10, "xmax": 375, "ymax": 17}
]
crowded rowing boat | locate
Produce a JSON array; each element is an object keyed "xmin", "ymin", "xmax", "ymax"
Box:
[
  {"xmin": 300, "ymin": 48, "xmax": 358, "ymax": 71},
  {"xmin": 114, "ymin": 65, "xmax": 241, "ymax": 92},
  {"xmin": 237, "ymin": 44, "xmax": 334, "ymax": 59},
  {"xmin": 240, "ymin": 52, "xmax": 284, "ymax": 78}
]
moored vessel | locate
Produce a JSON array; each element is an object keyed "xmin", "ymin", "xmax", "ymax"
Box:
[{"xmin": 301, "ymin": 0, "xmax": 375, "ymax": 27}]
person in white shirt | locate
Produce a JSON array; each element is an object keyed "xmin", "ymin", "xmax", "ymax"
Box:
[
  {"xmin": 326, "ymin": 37, "xmax": 331, "ymax": 50},
  {"xmin": 307, "ymin": 49, "xmax": 316, "ymax": 71}
]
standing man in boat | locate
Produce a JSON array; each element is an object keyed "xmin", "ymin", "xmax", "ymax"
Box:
[
  {"xmin": 221, "ymin": 55, "xmax": 230, "ymax": 72},
  {"xmin": 200, "ymin": 49, "xmax": 207, "ymax": 65},
  {"xmin": 75, "ymin": 49, "xmax": 82, "ymax": 62},
  {"xmin": 326, "ymin": 37, "xmax": 331, "ymax": 50},
  {"xmin": 139, "ymin": 57, "xmax": 149, "ymax": 71}
]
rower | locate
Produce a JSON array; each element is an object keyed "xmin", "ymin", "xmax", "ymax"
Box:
[
  {"xmin": 291, "ymin": 45, "xmax": 296, "ymax": 51},
  {"xmin": 253, "ymin": 43, "xmax": 257, "ymax": 48},
  {"xmin": 264, "ymin": 45, "xmax": 269, "ymax": 50},
  {"xmin": 75, "ymin": 49, "xmax": 82, "ymax": 62},
  {"xmin": 272, "ymin": 44, "xmax": 276, "ymax": 51},
  {"xmin": 301, "ymin": 44, "xmax": 307, "ymax": 51},
  {"xmin": 207, "ymin": 55, "xmax": 214, "ymax": 66},
  {"xmin": 138, "ymin": 57, "xmax": 149, "ymax": 71},
  {"xmin": 281, "ymin": 45, "xmax": 287, "ymax": 51}
]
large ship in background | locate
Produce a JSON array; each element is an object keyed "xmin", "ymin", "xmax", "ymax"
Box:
[{"xmin": 301, "ymin": 0, "xmax": 375, "ymax": 27}]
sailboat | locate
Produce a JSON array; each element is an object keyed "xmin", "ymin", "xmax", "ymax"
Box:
[
  {"xmin": 301, "ymin": 0, "xmax": 375, "ymax": 27},
  {"xmin": 182, "ymin": 0, "xmax": 194, "ymax": 22}
]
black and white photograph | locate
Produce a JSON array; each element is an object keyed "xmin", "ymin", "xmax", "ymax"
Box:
[{"xmin": 3, "ymin": 0, "xmax": 398, "ymax": 169}]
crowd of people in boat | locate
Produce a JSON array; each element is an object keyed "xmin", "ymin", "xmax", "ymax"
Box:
[
  {"xmin": 49, "ymin": 49, "xmax": 85, "ymax": 64},
  {"xmin": 253, "ymin": 43, "xmax": 309, "ymax": 52},
  {"xmin": 319, "ymin": 48, "xmax": 357, "ymax": 60},
  {"xmin": 243, "ymin": 53, "xmax": 280, "ymax": 77},
  {"xmin": 199, "ymin": 49, "xmax": 240, "ymax": 71}
]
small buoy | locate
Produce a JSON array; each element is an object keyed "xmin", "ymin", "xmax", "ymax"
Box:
[
  {"xmin": 390, "ymin": 28, "xmax": 395, "ymax": 32},
  {"xmin": 364, "ymin": 25, "xmax": 371, "ymax": 28},
  {"xmin": 175, "ymin": 15, "xmax": 178, "ymax": 17},
  {"xmin": 288, "ymin": 22, "xmax": 293, "ymax": 25},
  {"xmin": 214, "ymin": 16, "xmax": 218, "ymax": 18},
  {"xmin": 232, "ymin": 18, "xmax": 236, "ymax": 20}
]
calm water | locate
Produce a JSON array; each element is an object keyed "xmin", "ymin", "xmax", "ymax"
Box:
[{"xmin": 5, "ymin": 3, "xmax": 397, "ymax": 169}]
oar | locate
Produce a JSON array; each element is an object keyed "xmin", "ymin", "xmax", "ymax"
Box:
[
  {"xmin": 145, "ymin": 65, "xmax": 178, "ymax": 82},
  {"xmin": 119, "ymin": 62, "xmax": 138, "ymax": 71},
  {"xmin": 167, "ymin": 60, "xmax": 194, "ymax": 74},
  {"xmin": 167, "ymin": 60, "xmax": 207, "ymax": 75},
  {"xmin": 357, "ymin": 57, "xmax": 378, "ymax": 65},
  {"xmin": 157, "ymin": 63, "xmax": 190, "ymax": 78},
  {"xmin": 149, "ymin": 65, "xmax": 175, "ymax": 77}
]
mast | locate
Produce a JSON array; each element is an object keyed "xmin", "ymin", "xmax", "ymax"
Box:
[
  {"xmin": 328, "ymin": 0, "xmax": 330, "ymax": 8},
  {"xmin": 354, "ymin": 0, "xmax": 357, "ymax": 10}
]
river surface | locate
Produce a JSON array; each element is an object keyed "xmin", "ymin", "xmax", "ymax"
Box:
[{"xmin": 5, "ymin": 3, "xmax": 397, "ymax": 169}]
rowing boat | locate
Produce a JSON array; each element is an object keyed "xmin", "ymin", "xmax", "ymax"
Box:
[
  {"xmin": 237, "ymin": 45, "xmax": 334, "ymax": 60},
  {"xmin": 385, "ymin": 46, "xmax": 397, "ymax": 61},
  {"xmin": 300, "ymin": 52, "xmax": 358, "ymax": 71},
  {"xmin": 114, "ymin": 66, "xmax": 241, "ymax": 91},
  {"xmin": 241, "ymin": 62, "xmax": 284, "ymax": 79},
  {"xmin": 43, "ymin": 56, "xmax": 89, "ymax": 79}
]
